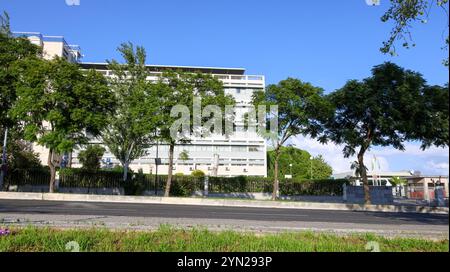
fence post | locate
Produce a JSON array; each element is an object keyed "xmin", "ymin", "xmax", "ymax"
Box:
[
  {"xmin": 55, "ymin": 170, "xmax": 60, "ymax": 192},
  {"xmin": 204, "ymin": 176, "xmax": 209, "ymax": 197},
  {"xmin": 343, "ymin": 183, "xmax": 347, "ymax": 202}
]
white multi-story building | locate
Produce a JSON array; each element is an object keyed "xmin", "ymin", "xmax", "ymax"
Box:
[{"xmin": 14, "ymin": 32, "xmax": 267, "ymax": 177}]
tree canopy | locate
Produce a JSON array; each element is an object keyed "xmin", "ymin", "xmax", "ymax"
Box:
[
  {"xmin": 380, "ymin": 0, "xmax": 449, "ymax": 66},
  {"xmin": 267, "ymin": 146, "xmax": 332, "ymax": 179},
  {"xmin": 102, "ymin": 43, "xmax": 161, "ymax": 181},
  {"xmin": 11, "ymin": 57, "xmax": 114, "ymax": 192},
  {"xmin": 319, "ymin": 62, "xmax": 449, "ymax": 204},
  {"xmin": 253, "ymin": 78, "xmax": 331, "ymax": 199}
]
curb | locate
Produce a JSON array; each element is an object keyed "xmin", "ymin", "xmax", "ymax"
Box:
[{"xmin": 0, "ymin": 192, "xmax": 448, "ymax": 214}]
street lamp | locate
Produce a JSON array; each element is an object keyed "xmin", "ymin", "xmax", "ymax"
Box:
[{"xmin": 0, "ymin": 128, "xmax": 8, "ymax": 191}]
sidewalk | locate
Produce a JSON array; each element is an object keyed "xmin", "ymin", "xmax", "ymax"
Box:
[{"xmin": 0, "ymin": 192, "xmax": 448, "ymax": 214}]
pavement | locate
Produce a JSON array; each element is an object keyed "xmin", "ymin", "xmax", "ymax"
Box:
[{"xmin": 0, "ymin": 199, "xmax": 448, "ymax": 240}]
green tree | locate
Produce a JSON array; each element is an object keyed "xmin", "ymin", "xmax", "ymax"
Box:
[
  {"xmin": 253, "ymin": 78, "xmax": 331, "ymax": 200},
  {"xmin": 191, "ymin": 169, "xmax": 205, "ymax": 178},
  {"xmin": 319, "ymin": 62, "xmax": 449, "ymax": 204},
  {"xmin": 0, "ymin": 12, "xmax": 41, "ymax": 131},
  {"xmin": 390, "ymin": 176, "xmax": 408, "ymax": 186},
  {"xmin": 78, "ymin": 144, "xmax": 106, "ymax": 171},
  {"xmin": 155, "ymin": 70, "xmax": 234, "ymax": 197},
  {"xmin": 380, "ymin": 0, "xmax": 449, "ymax": 66},
  {"xmin": 178, "ymin": 149, "xmax": 190, "ymax": 162},
  {"xmin": 101, "ymin": 43, "xmax": 160, "ymax": 181},
  {"xmin": 0, "ymin": 129, "xmax": 42, "ymax": 170},
  {"xmin": 267, "ymin": 146, "xmax": 332, "ymax": 179},
  {"xmin": 11, "ymin": 57, "xmax": 114, "ymax": 192}
]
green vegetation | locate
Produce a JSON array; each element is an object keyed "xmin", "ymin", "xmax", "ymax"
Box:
[
  {"xmin": 267, "ymin": 146, "xmax": 332, "ymax": 179},
  {"xmin": 318, "ymin": 62, "xmax": 449, "ymax": 204},
  {"xmin": 252, "ymin": 78, "xmax": 331, "ymax": 200},
  {"xmin": 101, "ymin": 43, "xmax": 160, "ymax": 182},
  {"xmin": 191, "ymin": 169, "xmax": 205, "ymax": 178},
  {"xmin": 77, "ymin": 145, "xmax": 106, "ymax": 171},
  {"xmin": 380, "ymin": 0, "xmax": 449, "ymax": 66},
  {"xmin": 0, "ymin": 226, "xmax": 447, "ymax": 252}
]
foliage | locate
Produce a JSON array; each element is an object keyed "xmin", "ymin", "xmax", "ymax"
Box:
[
  {"xmin": 191, "ymin": 169, "xmax": 205, "ymax": 178},
  {"xmin": 178, "ymin": 150, "xmax": 189, "ymax": 161},
  {"xmin": 319, "ymin": 62, "xmax": 449, "ymax": 204},
  {"xmin": 102, "ymin": 43, "xmax": 160, "ymax": 182},
  {"xmin": 252, "ymin": 78, "xmax": 332, "ymax": 199},
  {"xmin": 0, "ymin": 13, "xmax": 42, "ymax": 131},
  {"xmin": 267, "ymin": 146, "xmax": 332, "ymax": 179},
  {"xmin": 77, "ymin": 145, "xmax": 106, "ymax": 171},
  {"xmin": 123, "ymin": 169, "xmax": 147, "ymax": 195},
  {"xmin": 390, "ymin": 176, "xmax": 408, "ymax": 186},
  {"xmin": 2, "ymin": 226, "xmax": 447, "ymax": 252},
  {"xmin": 380, "ymin": 0, "xmax": 449, "ymax": 66},
  {"xmin": 11, "ymin": 57, "xmax": 114, "ymax": 192},
  {"xmin": 154, "ymin": 70, "xmax": 235, "ymax": 197},
  {"xmin": 0, "ymin": 127, "xmax": 42, "ymax": 171}
]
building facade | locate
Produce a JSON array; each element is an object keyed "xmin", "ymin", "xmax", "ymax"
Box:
[{"xmin": 15, "ymin": 32, "xmax": 267, "ymax": 177}]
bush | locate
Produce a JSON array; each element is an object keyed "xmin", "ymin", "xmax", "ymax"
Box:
[
  {"xmin": 169, "ymin": 176, "xmax": 203, "ymax": 197},
  {"xmin": 123, "ymin": 169, "xmax": 147, "ymax": 196},
  {"xmin": 191, "ymin": 170, "xmax": 205, "ymax": 178},
  {"xmin": 77, "ymin": 145, "xmax": 105, "ymax": 171},
  {"xmin": 59, "ymin": 168, "xmax": 123, "ymax": 188}
]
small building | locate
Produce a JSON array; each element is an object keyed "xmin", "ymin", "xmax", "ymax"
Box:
[
  {"xmin": 332, "ymin": 171, "xmax": 413, "ymax": 186},
  {"xmin": 406, "ymin": 176, "xmax": 449, "ymax": 201}
]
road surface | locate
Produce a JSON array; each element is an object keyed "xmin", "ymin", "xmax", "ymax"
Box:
[{"xmin": 0, "ymin": 199, "xmax": 448, "ymax": 239}]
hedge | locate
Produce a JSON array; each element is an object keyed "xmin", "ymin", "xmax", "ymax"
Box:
[{"xmin": 5, "ymin": 168, "xmax": 349, "ymax": 196}]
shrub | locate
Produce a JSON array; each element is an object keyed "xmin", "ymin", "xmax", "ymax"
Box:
[
  {"xmin": 191, "ymin": 170, "xmax": 205, "ymax": 178},
  {"xmin": 77, "ymin": 145, "xmax": 106, "ymax": 171},
  {"xmin": 170, "ymin": 176, "xmax": 203, "ymax": 197},
  {"xmin": 123, "ymin": 169, "xmax": 146, "ymax": 196}
]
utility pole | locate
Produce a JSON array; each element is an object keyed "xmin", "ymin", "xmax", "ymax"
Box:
[
  {"xmin": 0, "ymin": 128, "xmax": 8, "ymax": 191},
  {"xmin": 154, "ymin": 140, "xmax": 159, "ymax": 196}
]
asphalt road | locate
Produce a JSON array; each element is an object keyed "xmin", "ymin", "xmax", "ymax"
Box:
[{"xmin": 0, "ymin": 199, "xmax": 448, "ymax": 226}]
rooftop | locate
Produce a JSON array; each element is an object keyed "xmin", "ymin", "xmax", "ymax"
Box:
[{"xmin": 80, "ymin": 62, "xmax": 246, "ymax": 75}]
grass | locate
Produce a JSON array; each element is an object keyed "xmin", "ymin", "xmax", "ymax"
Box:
[{"xmin": 0, "ymin": 225, "xmax": 448, "ymax": 252}]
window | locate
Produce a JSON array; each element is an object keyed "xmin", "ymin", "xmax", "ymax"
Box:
[
  {"xmin": 231, "ymin": 146, "xmax": 247, "ymax": 152},
  {"xmin": 249, "ymin": 147, "xmax": 260, "ymax": 152}
]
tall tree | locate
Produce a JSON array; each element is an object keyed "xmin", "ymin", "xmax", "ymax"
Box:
[
  {"xmin": 319, "ymin": 62, "xmax": 449, "ymax": 204},
  {"xmin": 11, "ymin": 57, "xmax": 114, "ymax": 192},
  {"xmin": 253, "ymin": 78, "xmax": 331, "ymax": 200},
  {"xmin": 380, "ymin": 0, "xmax": 449, "ymax": 66},
  {"xmin": 0, "ymin": 13, "xmax": 41, "ymax": 131},
  {"xmin": 102, "ymin": 43, "xmax": 160, "ymax": 181},
  {"xmin": 155, "ymin": 70, "xmax": 234, "ymax": 197}
]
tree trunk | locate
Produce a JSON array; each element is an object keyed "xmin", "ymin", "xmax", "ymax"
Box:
[
  {"xmin": 272, "ymin": 147, "xmax": 281, "ymax": 200},
  {"xmin": 48, "ymin": 149, "xmax": 56, "ymax": 193},
  {"xmin": 357, "ymin": 147, "xmax": 371, "ymax": 205},
  {"xmin": 164, "ymin": 143, "xmax": 175, "ymax": 197},
  {"xmin": 123, "ymin": 162, "xmax": 129, "ymax": 182}
]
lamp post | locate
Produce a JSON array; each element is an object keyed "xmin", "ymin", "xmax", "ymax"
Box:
[
  {"xmin": 0, "ymin": 128, "xmax": 8, "ymax": 191},
  {"xmin": 154, "ymin": 140, "xmax": 159, "ymax": 196}
]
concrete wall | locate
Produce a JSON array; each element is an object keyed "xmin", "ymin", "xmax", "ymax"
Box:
[
  {"xmin": 7, "ymin": 185, "xmax": 123, "ymax": 195},
  {"xmin": 58, "ymin": 187, "xmax": 124, "ymax": 195},
  {"xmin": 344, "ymin": 186, "xmax": 394, "ymax": 205}
]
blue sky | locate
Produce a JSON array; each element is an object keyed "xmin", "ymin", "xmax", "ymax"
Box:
[{"xmin": 1, "ymin": 0, "xmax": 448, "ymax": 174}]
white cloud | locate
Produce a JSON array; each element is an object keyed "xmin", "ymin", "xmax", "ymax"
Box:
[
  {"xmin": 289, "ymin": 135, "xmax": 448, "ymax": 174},
  {"xmin": 426, "ymin": 161, "xmax": 449, "ymax": 172}
]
